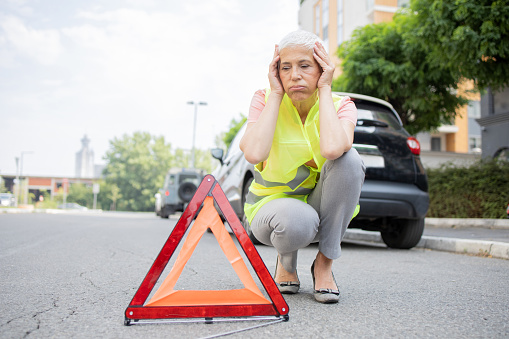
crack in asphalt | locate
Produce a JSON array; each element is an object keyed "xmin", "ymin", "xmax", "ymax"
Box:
[
  {"xmin": 22, "ymin": 303, "xmax": 55, "ymax": 338},
  {"xmin": 113, "ymin": 247, "xmax": 155, "ymax": 262},
  {"xmin": 60, "ymin": 308, "xmax": 77, "ymax": 323},
  {"xmin": 2, "ymin": 315, "xmax": 22, "ymax": 327},
  {"xmin": 1, "ymin": 295, "xmax": 60, "ymax": 332},
  {"xmin": 79, "ymin": 271, "xmax": 101, "ymax": 290}
]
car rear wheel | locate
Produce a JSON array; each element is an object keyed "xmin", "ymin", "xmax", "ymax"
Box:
[
  {"xmin": 381, "ymin": 218, "xmax": 424, "ymax": 249},
  {"xmin": 241, "ymin": 177, "xmax": 260, "ymax": 244},
  {"xmin": 160, "ymin": 205, "xmax": 173, "ymax": 219},
  {"xmin": 178, "ymin": 182, "xmax": 197, "ymax": 203}
]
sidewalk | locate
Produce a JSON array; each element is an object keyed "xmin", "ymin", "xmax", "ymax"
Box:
[{"xmin": 344, "ymin": 218, "xmax": 509, "ymax": 260}]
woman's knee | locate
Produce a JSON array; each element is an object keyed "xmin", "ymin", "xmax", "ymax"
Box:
[
  {"xmin": 271, "ymin": 204, "xmax": 319, "ymax": 241},
  {"xmin": 328, "ymin": 148, "xmax": 365, "ymax": 181},
  {"xmin": 251, "ymin": 199, "xmax": 319, "ymax": 248}
]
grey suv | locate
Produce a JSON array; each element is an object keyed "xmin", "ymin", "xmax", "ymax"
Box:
[
  {"xmin": 159, "ymin": 168, "xmax": 203, "ymax": 218},
  {"xmin": 211, "ymin": 92, "xmax": 429, "ymax": 249}
]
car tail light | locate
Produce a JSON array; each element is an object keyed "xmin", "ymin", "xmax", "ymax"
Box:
[
  {"xmin": 165, "ymin": 191, "xmax": 169, "ymax": 196},
  {"xmin": 406, "ymin": 137, "xmax": 421, "ymax": 155}
]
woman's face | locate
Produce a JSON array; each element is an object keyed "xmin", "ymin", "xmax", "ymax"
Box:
[{"xmin": 279, "ymin": 45, "xmax": 321, "ymax": 102}]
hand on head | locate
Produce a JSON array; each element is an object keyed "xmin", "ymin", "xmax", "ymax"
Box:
[
  {"xmin": 268, "ymin": 44, "xmax": 285, "ymax": 96},
  {"xmin": 313, "ymin": 41, "xmax": 335, "ymax": 90}
]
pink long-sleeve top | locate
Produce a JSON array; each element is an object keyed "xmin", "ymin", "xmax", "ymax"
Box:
[{"xmin": 247, "ymin": 89, "xmax": 357, "ymax": 125}]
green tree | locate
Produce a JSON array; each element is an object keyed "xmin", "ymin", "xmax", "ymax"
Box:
[
  {"xmin": 411, "ymin": 0, "xmax": 509, "ymax": 91},
  {"xmin": 67, "ymin": 183, "xmax": 93, "ymax": 208},
  {"xmin": 107, "ymin": 184, "xmax": 122, "ymax": 211},
  {"xmin": 103, "ymin": 132, "xmax": 174, "ymax": 211},
  {"xmin": 38, "ymin": 189, "xmax": 62, "ymax": 209},
  {"xmin": 0, "ymin": 178, "xmax": 7, "ymax": 193},
  {"xmin": 223, "ymin": 114, "xmax": 246, "ymax": 148},
  {"xmin": 173, "ymin": 148, "xmax": 215, "ymax": 174},
  {"xmin": 334, "ymin": 13, "xmax": 468, "ymax": 135},
  {"xmin": 193, "ymin": 149, "xmax": 215, "ymax": 174},
  {"xmin": 95, "ymin": 180, "xmax": 121, "ymax": 211}
]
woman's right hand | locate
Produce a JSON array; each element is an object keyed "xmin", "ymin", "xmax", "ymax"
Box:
[{"xmin": 268, "ymin": 44, "xmax": 285, "ymax": 96}]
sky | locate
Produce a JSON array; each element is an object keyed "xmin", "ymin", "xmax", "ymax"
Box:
[{"xmin": 0, "ymin": 0, "xmax": 300, "ymax": 177}]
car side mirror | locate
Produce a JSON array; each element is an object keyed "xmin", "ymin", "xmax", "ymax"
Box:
[{"xmin": 210, "ymin": 148, "xmax": 224, "ymax": 165}]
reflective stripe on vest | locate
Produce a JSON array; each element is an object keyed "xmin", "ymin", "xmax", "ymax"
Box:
[{"xmin": 244, "ymin": 89, "xmax": 344, "ymax": 224}]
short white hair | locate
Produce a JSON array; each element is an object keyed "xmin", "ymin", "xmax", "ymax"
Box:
[{"xmin": 279, "ymin": 30, "xmax": 324, "ymax": 51}]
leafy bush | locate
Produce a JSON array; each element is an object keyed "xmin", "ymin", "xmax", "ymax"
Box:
[
  {"xmin": 67, "ymin": 183, "xmax": 93, "ymax": 208},
  {"xmin": 427, "ymin": 159, "xmax": 509, "ymax": 219}
]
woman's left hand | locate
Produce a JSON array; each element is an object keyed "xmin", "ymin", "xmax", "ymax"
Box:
[{"xmin": 313, "ymin": 41, "xmax": 335, "ymax": 90}]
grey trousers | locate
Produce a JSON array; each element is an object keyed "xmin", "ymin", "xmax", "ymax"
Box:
[{"xmin": 250, "ymin": 149, "xmax": 366, "ymax": 273}]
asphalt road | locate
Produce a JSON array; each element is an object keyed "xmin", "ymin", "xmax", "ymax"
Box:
[{"xmin": 1, "ymin": 213, "xmax": 508, "ymax": 338}]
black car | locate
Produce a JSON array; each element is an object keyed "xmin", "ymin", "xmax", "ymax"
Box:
[{"xmin": 211, "ymin": 92, "xmax": 429, "ymax": 249}]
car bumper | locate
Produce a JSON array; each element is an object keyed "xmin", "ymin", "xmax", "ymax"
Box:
[{"xmin": 358, "ymin": 180, "xmax": 429, "ymax": 219}]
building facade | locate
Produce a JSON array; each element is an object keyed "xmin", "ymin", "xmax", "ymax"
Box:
[
  {"xmin": 75, "ymin": 135, "xmax": 95, "ymax": 178},
  {"xmin": 298, "ymin": 0, "xmax": 481, "ymax": 163},
  {"xmin": 478, "ymin": 86, "xmax": 509, "ymax": 158},
  {"xmin": 1, "ymin": 174, "xmax": 95, "ymax": 206}
]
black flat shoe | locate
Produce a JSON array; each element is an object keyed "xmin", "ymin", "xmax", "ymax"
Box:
[
  {"xmin": 275, "ymin": 255, "xmax": 300, "ymax": 294},
  {"xmin": 311, "ymin": 260, "xmax": 340, "ymax": 303}
]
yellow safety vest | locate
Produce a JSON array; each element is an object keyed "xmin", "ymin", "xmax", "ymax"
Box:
[{"xmin": 244, "ymin": 89, "xmax": 359, "ymax": 224}]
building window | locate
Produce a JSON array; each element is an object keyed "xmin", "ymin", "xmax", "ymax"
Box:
[
  {"xmin": 322, "ymin": 0, "xmax": 329, "ymax": 43},
  {"xmin": 337, "ymin": 0, "xmax": 343, "ymax": 45},
  {"xmin": 398, "ymin": 0, "xmax": 410, "ymax": 7},
  {"xmin": 431, "ymin": 137, "xmax": 441, "ymax": 151},
  {"xmin": 469, "ymin": 137, "xmax": 482, "ymax": 153},
  {"xmin": 467, "ymin": 100, "xmax": 481, "ymax": 119},
  {"xmin": 366, "ymin": 0, "xmax": 374, "ymax": 11}
]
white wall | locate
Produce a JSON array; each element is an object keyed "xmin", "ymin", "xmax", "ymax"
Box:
[
  {"xmin": 343, "ymin": 1, "xmax": 370, "ymax": 40},
  {"xmin": 299, "ymin": 0, "xmax": 315, "ymax": 31}
]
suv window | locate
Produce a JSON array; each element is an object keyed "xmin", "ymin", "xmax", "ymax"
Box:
[
  {"xmin": 164, "ymin": 174, "xmax": 175, "ymax": 187},
  {"xmin": 356, "ymin": 102, "xmax": 402, "ymax": 130},
  {"xmin": 179, "ymin": 174, "xmax": 200, "ymax": 186}
]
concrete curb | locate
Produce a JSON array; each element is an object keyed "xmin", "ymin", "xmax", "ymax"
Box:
[
  {"xmin": 1, "ymin": 208, "xmax": 34, "ymax": 214},
  {"xmin": 0, "ymin": 208, "xmax": 103, "ymax": 214},
  {"xmin": 425, "ymin": 218, "xmax": 509, "ymax": 229},
  {"xmin": 344, "ymin": 229, "xmax": 509, "ymax": 260}
]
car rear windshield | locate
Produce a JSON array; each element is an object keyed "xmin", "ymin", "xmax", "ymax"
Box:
[
  {"xmin": 179, "ymin": 174, "xmax": 200, "ymax": 186},
  {"xmin": 355, "ymin": 102, "xmax": 402, "ymax": 130}
]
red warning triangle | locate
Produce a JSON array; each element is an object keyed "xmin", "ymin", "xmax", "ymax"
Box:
[
  {"xmin": 146, "ymin": 196, "xmax": 271, "ymax": 307},
  {"xmin": 124, "ymin": 175, "xmax": 289, "ymax": 324}
]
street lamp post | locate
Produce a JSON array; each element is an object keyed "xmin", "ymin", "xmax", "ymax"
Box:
[
  {"xmin": 15, "ymin": 157, "xmax": 19, "ymax": 207},
  {"xmin": 186, "ymin": 101, "xmax": 207, "ymax": 168},
  {"xmin": 17, "ymin": 151, "xmax": 33, "ymax": 206}
]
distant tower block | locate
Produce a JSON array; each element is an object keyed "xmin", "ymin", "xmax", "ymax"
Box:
[{"xmin": 75, "ymin": 135, "xmax": 95, "ymax": 178}]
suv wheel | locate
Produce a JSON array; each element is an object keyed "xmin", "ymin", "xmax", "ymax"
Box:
[
  {"xmin": 160, "ymin": 205, "xmax": 173, "ymax": 219},
  {"xmin": 381, "ymin": 218, "xmax": 424, "ymax": 249},
  {"xmin": 241, "ymin": 177, "xmax": 260, "ymax": 244},
  {"xmin": 178, "ymin": 182, "xmax": 198, "ymax": 203}
]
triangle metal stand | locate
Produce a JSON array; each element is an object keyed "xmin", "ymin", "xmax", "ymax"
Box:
[{"xmin": 124, "ymin": 175, "xmax": 289, "ymax": 325}]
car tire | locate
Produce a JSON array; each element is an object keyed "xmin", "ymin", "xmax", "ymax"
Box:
[
  {"xmin": 241, "ymin": 177, "xmax": 260, "ymax": 244},
  {"xmin": 178, "ymin": 182, "xmax": 197, "ymax": 203},
  {"xmin": 381, "ymin": 218, "xmax": 424, "ymax": 249},
  {"xmin": 160, "ymin": 205, "xmax": 173, "ymax": 219}
]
